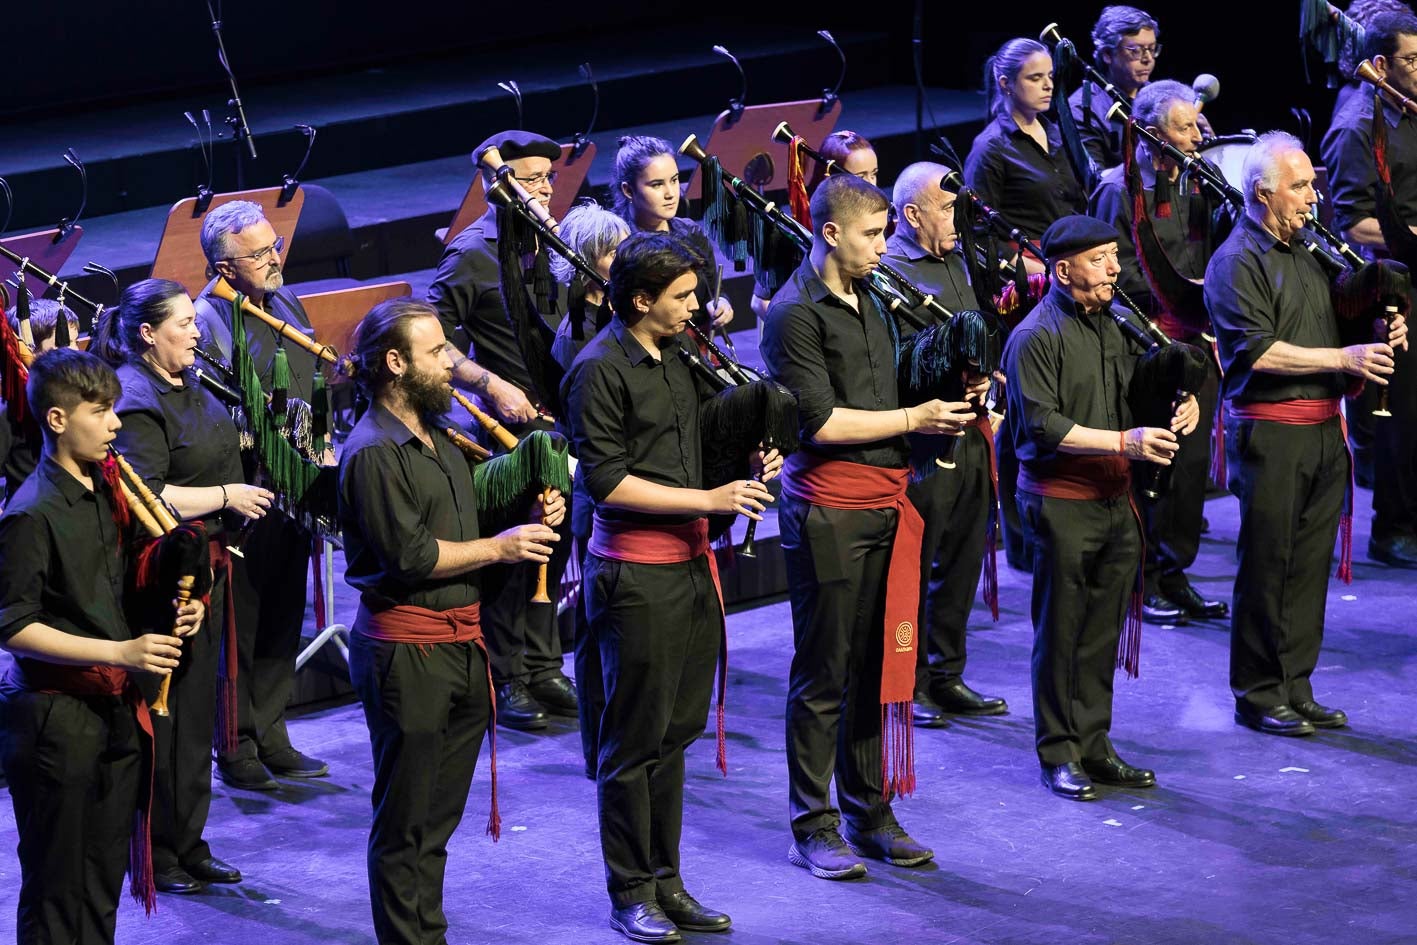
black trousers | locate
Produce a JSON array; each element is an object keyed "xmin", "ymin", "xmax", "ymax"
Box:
[
  {"xmin": 150, "ymin": 568, "xmax": 227, "ymax": 871},
  {"xmin": 349, "ymin": 629, "xmax": 490, "ymax": 945},
  {"xmin": 1018, "ymin": 490, "xmax": 1140, "ymax": 767},
  {"xmin": 1139, "ymin": 355, "xmax": 1219, "ymax": 598},
  {"xmin": 587, "ymin": 553, "xmax": 719, "ymax": 908},
  {"xmin": 1371, "ymin": 339, "xmax": 1417, "ymax": 542},
  {"xmin": 906, "ymin": 426, "xmax": 993, "ymax": 691},
  {"xmin": 0, "ymin": 682, "xmax": 142, "ymax": 945},
  {"xmin": 996, "ymin": 412, "xmax": 1030, "ymax": 566},
  {"xmin": 780, "ymin": 498, "xmax": 897, "ymax": 841},
  {"xmin": 1227, "ymin": 415, "xmax": 1348, "ymax": 710},
  {"xmin": 222, "ymin": 513, "xmax": 312, "ymax": 764},
  {"xmin": 572, "ymin": 537, "xmax": 604, "ymax": 777},
  {"xmin": 480, "ymin": 498, "xmax": 573, "ymax": 688}
]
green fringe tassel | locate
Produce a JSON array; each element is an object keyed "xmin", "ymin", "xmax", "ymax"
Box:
[
  {"xmin": 270, "ymin": 344, "xmax": 291, "ymax": 426},
  {"xmin": 311, "ymin": 371, "xmax": 329, "ymax": 458},
  {"xmin": 473, "ymin": 430, "xmax": 572, "ymax": 516}
]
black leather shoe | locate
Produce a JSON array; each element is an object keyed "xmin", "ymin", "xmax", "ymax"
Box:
[
  {"xmin": 1293, "ymin": 699, "xmax": 1348, "ymax": 729},
  {"xmin": 1142, "ymin": 594, "xmax": 1187, "ymax": 625},
  {"xmin": 496, "ymin": 681, "xmax": 548, "ymax": 731},
  {"xmin": 610, "ymin": 902, "xmax": 681, "ymax": 943},
  {"xmin": 1234, "ymin": 703, "xmax": 1316, "ymax": 737},
  {"xmin": 186, "ymin": 856, "xmax": 242, "ymax": 884},
  {"xmin": 527, "ymin": 675, "xmax": 579, "ymax": 717},
  {"xmin": 1369, "ymin": 535, "xmax": 1417, "ymax": 569},
  {"xmin": 657, "ymin": 890, "xmax": 731, "ymax": 932},
  {"xmin": 216, "ymin": 757, "xmax": 279, "ymax": 791},
  {"xmin": 842, "ymin": 821, "xmax": 935, "ymax": 867},
  {"xmin": 262, "ymin": 747, "xmax": 329, "ymax": 779},
  {"xmin": 1169, "ymin": 585, "xmax": 1228, "ymax": 620},
  {"xmin": 154, "ymin": 866, "xmax": 206, "ymax": 894},
  {"xmin": 1082, "ymin": 755, "xmax": 1157, "ymax": 788},
  {"xmin": 1041, "ymin": 762, "xmax": 1098, "ymax": 801},
  {"xmin": 911, "ymin": 689, "xmax": 949, "ymax": 728},
  {"xmin": 931, "ymin": 679, "xmax": 1008, "ymax": 716}
]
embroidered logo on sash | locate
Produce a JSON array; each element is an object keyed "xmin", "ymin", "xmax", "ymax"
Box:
[{"xmin": 894, "ymin": 621, "xmax": 914, "ymax": 649}]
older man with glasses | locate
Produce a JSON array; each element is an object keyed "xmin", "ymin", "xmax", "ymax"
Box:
[{"xmin": 1068, "ymin": 5, "xmax": 1164, "ymax": 172}]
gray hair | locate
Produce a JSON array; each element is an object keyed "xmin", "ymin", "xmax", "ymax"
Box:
[
  {"xmin": 1132, "ymin": 79, "xmax": 1193, "ymax": 129},
  {"xmin": 1091, "ymin": 5, "xmax": 1160, "ymax": 66},
  {"xmin": 891, "ymin": 162, "xmax": 951, "ymax": 211},
  {"xmin": 1242, "ymin": 131, "xmax": 1304, "ymax": 210},
  {"xmin": 549, "ymin": 201, "xmax": 630, "ymax": 288},
  {"xmin": 200, "ymin": 200, "xmax": 270, "ymax": 265}
]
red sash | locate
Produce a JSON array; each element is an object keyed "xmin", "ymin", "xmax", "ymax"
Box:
[
  {"xmin": 16, "ymin": 660, "xmax": 157, "ymax": 914},
  {"xmin": 589, "ymin": 515, "xmax": 729, "ymax": 776},
  {"xmin": 358, "ymin": 602, "xmax": 501, "ymax": 840},
  {"xmin": 1226, "ymin": 398, "xmax": 1354, "ymax": 583},
  {"xmin": 1018, "ymin": 454, "xmax": 1146, "ymax": 679},
  {"xmin": 781, "ymin": 453, "xmax": 923, "ymax": 800}
]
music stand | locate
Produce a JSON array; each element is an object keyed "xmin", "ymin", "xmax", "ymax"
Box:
[
  {"xmin": 442, "ymin": 141, "xmax": 598, "ymax": 245},
  {"xmin": 150, "ymin": 188, "xmax": 305, "ymax": 297},
  {"xmin": 684, "ymin": 98, "xmax": 842, "ymax": 202},
  {"xmin": 0, "ymin": 227, "xmax": 84, "ymax": 309},
  {"xmin": 293, "ymin": 279, "xmax": 412, "ymax": 672}
]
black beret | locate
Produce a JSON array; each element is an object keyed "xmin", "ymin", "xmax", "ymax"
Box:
[
  {"xmin": 472, "ymin": 130, "xmax": 560, "ymax": 166},
  {"xmin": 1040, "ymin": 214, "xmax": 1121, "ymax": 263}
]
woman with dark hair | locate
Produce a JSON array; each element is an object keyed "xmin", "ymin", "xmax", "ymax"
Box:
[
  {"xmin": 94, "ymin": 277, "xmax": 274, "ymax": 895},
  {"xmin": 806, "ymin": 129, "xmax": 879, "ymax": 191},
  {"xmin": 611, "ymin": 135, "xmax": 735, "ymax": 330}
]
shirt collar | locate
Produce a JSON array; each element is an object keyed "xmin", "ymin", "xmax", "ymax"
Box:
[
  {"xmin": 38, "ymin": 453, "xmax": 97, "ymax": 506},
  {"xmin": 135, "ymin": 358, "xmax": 185, "ymax": 396},
  {"xmin": 610, "ymin": 316, "xmax": 661, "ymax": 367},
  {"xmin": 369, "ymin": 402, "xmax": 424, "ymax": 446},
  {"xmin": 1239, "ymin": 213, "xmax": 1290, "ymax": 255},
  {"xmin": 886, "ymin": 231, "xmax": 932, "ymax": 262}
]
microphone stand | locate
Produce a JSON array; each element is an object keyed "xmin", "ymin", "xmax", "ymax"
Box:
[{"xmin": 207, "ymin": 0, "xmax": 257, "ymax": 189}]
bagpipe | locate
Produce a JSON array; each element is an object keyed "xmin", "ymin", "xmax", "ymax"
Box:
[{"xmin": 0, "ymin": 247, "xmax": 93, "ymax": 428}]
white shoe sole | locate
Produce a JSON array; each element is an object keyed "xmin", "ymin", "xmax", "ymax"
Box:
[{"xmin": 787, "ymin": 842, "xmax": 868, "ymax": 879}]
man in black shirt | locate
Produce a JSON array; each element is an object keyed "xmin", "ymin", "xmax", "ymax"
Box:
[
  {"xmin": 0, "ymin": 348, "xmax": 204, "ymax": 945},
  {"xmin": 763, "ymin": 174, "xmax": 973, "ymax": 880},
  {"xmin": 339, "ymin": 298, "xmax": 563, "ymax": 945},
  {"xmin": 1004, "ymin": 214, "xmax": 1197, "ymax": 801},
  {"xmin": 194, "ymin": 199, "xmax": 330, "ymax": 789},
  {"xmin": 1090, "ymin": 79, "xmax": 1228, "ymax": 624},
  {"xmin": 1320, "ymin": 12, "xmax": 1417, "ymax": 569},
  {"xmin": 428, "ymin": 129, "xmax": 578, "ymax": 731},
  {"xmin": 1069, "ymin": 6, "xmax": 1161, "ymax": 171},
  {"xmin": 885, "ymin": 162, "xmax": 1009, "ymax": 727},
  {"xmin": 1206, "ymin": 132, "xmax": 1407, "ymax": 736},
  {"xmin": 564, "ymin": 233, "xmax": 773, "ymax": 943}
]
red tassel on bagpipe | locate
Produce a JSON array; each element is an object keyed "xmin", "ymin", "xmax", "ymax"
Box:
[
  {"xmin": 0, "ymin": 313, "xmax": 31, "ymax": 428},
  {"xmin": 98, "ymin": 455, "xmax": 134, "ymax": 533},
  {"xmin": 1117, "ymin": 495, "xmax": 1147, "ymax": 679},
  {"xmin": 787, "ymin": 137, "xmax": 813, "ymax": 232}
]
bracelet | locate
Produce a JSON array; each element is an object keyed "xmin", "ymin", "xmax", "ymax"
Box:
[
  {"xmin": 1119, "ymin": 430, "xmax": 1127, "ymax": 456},
  {"xmin": 902, "ymin": 407, "xmax": 912, "ymax": 433},
  {"xmin": 220, "ymin": 484, "xmax": 229, "ymax": 510}
]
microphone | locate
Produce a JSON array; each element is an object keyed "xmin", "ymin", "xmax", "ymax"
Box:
[{"xmin": 1192, "ymin": 74, "xmax": 1220, "ymax": 108}]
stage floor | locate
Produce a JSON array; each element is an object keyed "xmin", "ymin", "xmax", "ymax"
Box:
[{"xmin": 1, "ymin": 487, "xmax": 1415, "ymax": 945}]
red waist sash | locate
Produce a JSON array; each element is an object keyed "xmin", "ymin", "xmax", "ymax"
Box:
[
  {"xmin": 782, "ymin": 453, "xmax": 923, "ymax": 799},
  {"xmin": 358, "ymin": 602, "xmax": 502, "ymax": 839},
  {"xmin": 589, "ymin": 515, "xmax": 729, "ymax": 775}
]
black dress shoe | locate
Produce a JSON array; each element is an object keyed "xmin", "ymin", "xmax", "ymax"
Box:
[
  {"xmin": 1041, "ymin": 762, "xmax": 1098, "ymax": 801},
  {"xmin": 911, "ymin": 690, "xmax": 949, "ymax": 728},
  {"xmin": 1234, "ymin": 703, "xmax": 1315, "ymax": 737},
  {"xmin": 186, "ymin": 856, "xmax": 242, "ymax": 884},
  {"xmin": 527, "ymin": 675, "xmax": 579, "ymax": 717},
  {"xmin": 1082, "ymin": 755, "xmax": 1157, "ymax": 788},
  {"xmin": 496, "ymin": 681, "xmax": 548, "ymax": 731},
  {"xmin": 1293, "ymin": 699, "xmax": 1348, "ymax": 729},
  {"xmin": 262, "ymin": 747, "xmax": 329, "ymax": 778},
  {"xmin": 154, "ymin": 866, "xmax": 206, "ymax": 894},
  {"xmin": 657, "ymin": 890, "xmax": 731, "ymax": 932},
  {"xmin": 1169, "ymin": 585, "xmax": 1228, "ymax": 620},
  {"xmin": 1369, "ymin": 535, "xmax": 1417, "ymax": 569},
  {"xmin": 216, "ymin": 757, "xmax": 279, "ymax": 791},
  {"xmin": 931, "ymin": 680, "xmax": 1008, "ymax": 716},
  {"xmin": 1142, "ymin": 594, "xmax": 1187, "ymax": 625},
  {"xmin": 610, "ymin": 902, "xmax": 681, "ymax": 943}
]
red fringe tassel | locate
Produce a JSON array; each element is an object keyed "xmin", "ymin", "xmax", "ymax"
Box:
[{"xmin": 880, "ymin": 702, "xmax": 916, "ymax": 801}]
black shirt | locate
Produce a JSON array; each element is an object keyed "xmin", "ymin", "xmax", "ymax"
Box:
[
  {"xmin": 1089, "ymin": 161, "xmax": 1209, "ymax": 315},
  {"xmin": 1205, "ymin": 215, "xmax": 1347, "ymax": 404},
  {"xmin": 338, "ymin": 404, "xmax": 482, "ymax": 613},
  {"xmin": 1069, "ymin": 81, "xmax": 1128, "ymax": 171},
  {"xmin": 964, "ymin": 115, "xmax": 1088, "ymax": 246},
  {"xmin": 194, "ymin": 282, "xmax": 321, "ymax": 404},
  {"xmin": 760, "ymin": 258, "xmax": 909, "ymax": 469},
  {"xmin": 0, "ymin": 455, "xmax": 131, "ymax": 646},
  {"xmin": 1002, "ymin": 284, "xmax": 1146, "ymax": 473},
  {"xmin": 882, "ymin": 232, "xmax": 978, "ymax": 330},
  {"xmin": 1320, "ymin": 91, "xmax": 1417, "ymax": 237},
  {"xmin": 562, "ymin": 317, "xmax": 713, "ymax": 526}
]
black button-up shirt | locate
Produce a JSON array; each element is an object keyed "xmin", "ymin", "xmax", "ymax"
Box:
[
  {"xmin": 883, "ymin": 232, "xmax": 979, "ymax": 331},
  {"xmin": 964, "ymin": 115, "xmax": 1088, "ymax": 245},
  {"xmin": 1069, "ymin": 81, "xmax": 1128, "ymax": 171},
  {"xmin": 1320, "ymin": 91, "xmax": 1417, "ymax": 237},
  {"xmin": 760, "ymin": 258, "xmax": 909, "ymax": 469},
  {"xmin": 1089, "ymin": 161, "xmax": 1209, "ymax": 315},
  {"xmin": 194, "ymin": 282, "xmax": 321, "ymax": 404},
  {"xmin": 1205, "ymin": 215, "xmax": 1347, "ymax": 404},
  {"xmin": 1003, "ymin": 284, "xmax": 1145, "ymax": 473},
  {"xmin": 338, "ymin": 404, "xmax": 482, "ymax": 612},
  {"xmin": 562, "ymin": 317, "xmax": 713, "ymax": 526},
  {"xmin": 0, "ymin": 455, "xmax": 131, "ymax": 646},
  {"xmin": 114, "ymin": 360, "xmax": 245, "ymax": 536}
]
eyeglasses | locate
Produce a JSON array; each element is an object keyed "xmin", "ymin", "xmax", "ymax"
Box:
[
  {"xmin": 513, "ymin": 170, "xmax": 559, "ymax": 188},
  {"xmin": 1116, "ymin": 42, "xmax": 1162, "ymax": 61},
  {"xmin": 1393, "ymin": 53, "xmax": 1417, "ymax": 71},
  {"xmin": 224, "ymin": 235, "xmax": 285, "ymax": 265}
]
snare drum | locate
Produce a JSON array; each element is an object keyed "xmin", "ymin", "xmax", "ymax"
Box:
[{"xmin": 1196, "ymin": 133, "xmax": 1257, "ymax": 191}]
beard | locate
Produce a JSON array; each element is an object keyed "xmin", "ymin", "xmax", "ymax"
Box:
[{"xmin": 402, "ymin": 363, "xmax": 452, "ymax": 421}]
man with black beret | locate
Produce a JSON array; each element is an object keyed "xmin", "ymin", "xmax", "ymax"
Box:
[
  {"xmin": 427, "ymin": 129, "xmax": 578, "ymax": 731},
  {"xmin": 1002, "ymin": 214, "xmax": 1198, "ymax": 801}
]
